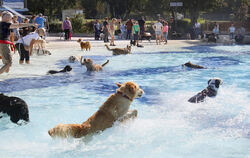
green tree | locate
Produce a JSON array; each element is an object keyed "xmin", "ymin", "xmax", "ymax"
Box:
[
  {"xmin": 182, "ymin": 0, "xmax": 223, "ymax": 25},
  {"xmin": 27, "ymin": 0, "xmax": 77, "ymax": 20}
]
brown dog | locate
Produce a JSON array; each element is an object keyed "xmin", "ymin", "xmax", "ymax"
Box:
[
  {"xmin": 80, "ymin": 57, "xmax": 109, "ymax": 72},
  {"xmin": 77, "ymin": 39, "xmax": 91, "ymax": 51},
  {"xmin": 48, "ymin": 81, "xmax": 144, "ymax": 138},
  {"xmin": 105, "ymin": 44, "xmax": 131, "ymax": 55},
  {"xmin": 182, "ymin": 61, "xmax": 206, "ymax": 69}
]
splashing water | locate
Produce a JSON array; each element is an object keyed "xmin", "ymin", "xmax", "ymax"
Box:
[{"xmin": 0, "ymin": 45, "xmax": 250, "ymax": 158}]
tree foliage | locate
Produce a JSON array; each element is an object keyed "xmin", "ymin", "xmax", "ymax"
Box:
[{"xmin": 27, "ymin": 0, "xmax": 249, "ymax": 22}]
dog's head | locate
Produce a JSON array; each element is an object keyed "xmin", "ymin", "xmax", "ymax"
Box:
[
  {"xmin": 116, "ymin": 82, "xmax": 144, "ymax": 100},
  {"xmin": 63, "ymin": 65, "xmax": 72, "ymax": 72},
  {"xmin": 183, "ymin": 61, "xmax": 192, "ymax": 67},
  {"xmin": 83, "ymin": 58, "xmax": 93, "ymax": 65},
  {"xmin": 207, "ymin": 78, "xmax": 223, "ymax": 91},
  {"xmin": 86, "ymin": 41, "xmax": 90, "ymax": 46},
  {"xmin": 127, "ymin": 45, "xmax": 131, "ymax": 51},
  {"xmin": 77, "ymin": 39, "xmax": 82, "ymax": 43},
  {"xmin": 68, "ymin": 56, "xmax": 76, "ymax": 63},
  {"xmin": 13, "ymin": 102, "xmax": 29, "ymax": 124}
]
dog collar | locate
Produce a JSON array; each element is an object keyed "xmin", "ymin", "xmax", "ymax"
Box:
[{"xmin": 117, "ymin": 91, "xmax": 132, "ymax": 101}]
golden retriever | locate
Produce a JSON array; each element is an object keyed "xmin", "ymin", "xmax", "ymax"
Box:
[
  {"xmin": 77, "ymin": 39, "xmax": 91, "ymax": 51},
  {"xmin": 80, "ymin": 57, "xmax": 109, "ymax": 72},
  {"xmin": 105, "ymin": 44, "xmax": 131, "ymax": 55},
  {"xmin": 48, "ymin": 81, "xmax": 144, "ymax": 138}
]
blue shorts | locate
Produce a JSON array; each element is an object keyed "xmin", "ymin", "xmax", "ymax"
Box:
[{"xmin": 155, "ymin": 31, "xmax": 162, "ymax": 36}]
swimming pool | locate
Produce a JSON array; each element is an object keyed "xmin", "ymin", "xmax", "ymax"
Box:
[{"xmin": 0, "ymin": 45, "xmax": 250, "ymax": 158}]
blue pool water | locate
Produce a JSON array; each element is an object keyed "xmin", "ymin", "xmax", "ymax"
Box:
[{"xmin": 0, "ymin": 45, "xmax": 250, "ymax": 158}]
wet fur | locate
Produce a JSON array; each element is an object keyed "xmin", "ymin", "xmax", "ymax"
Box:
[
  {"xmin": 105, "ymin": 44, "xmax": 131, "ymax": 55},
  {"xmin": 81, "ymin": 57, "xmax": 109, "ymax": 72},
  {"xmin": 188, "ymin": 78, "xmax": 223, "ymax": 103},
  {"xmin": 182, "ymin": 61, "xmax": 206, "ymax": 69},
  {"xmin": 77, "ymin": 39, "xmax": 91, "ymax": 51},
  {"xmin": 47, "ymin": 65, "xmax": 72, "ymax": 74},
  {"xmin": 48, "ymin": 82, "xmax": 144, "ymax": 138},
  {"xmin": 0, "ymin": 93, "xmax": 29, "ymax": 124}
]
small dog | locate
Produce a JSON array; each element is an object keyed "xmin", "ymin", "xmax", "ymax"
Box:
[
  {"xmin": 47, "ymin": 65, "xmax": 72, "ymax": 74},
  {"xmin": 100, "ymin": 33, "xmax": 104, "ymax": 40},
  {"xmin": 77, "ymin": 39, "xmax": 91, "ymax": 51},
  {"xmin": 105, "ymin": 44, "xmax": 131, "ymax": 55},
  {"xmin": 186, "ymin": 33, "xmax": 191, "ymax": 40},
  {"xmin": 0, "ymin": 93, "xmax": 29, "ymax": 124},
  {"xmin": 59, "ymin": 32, "xmax": 65, "ymax": 40},
  {"xmin": 48, "ymin": 81, "xmax": 144, "ymax": 138},
  {"xmin": 81, "ymin": 57, "xmax": 109, "ymax": 72},
  {"xmin": 188, "ymin": 78, "xmax": 223, "ymax": 103},
  {"xmin": 182, "ymin": 61, "xmax": 206, "ymax": 69},
  {"xmin": 68, "ymin": 56, "xmax": 81, "ymax": 63}
]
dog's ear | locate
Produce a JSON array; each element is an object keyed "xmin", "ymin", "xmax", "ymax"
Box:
[
  {"xmin": 208, "ymin": 79, "xmax": 212, "ymax": 85},
  {"xmin": 116, "ymin": 83, "xmax": 122, "ymax": 87}
]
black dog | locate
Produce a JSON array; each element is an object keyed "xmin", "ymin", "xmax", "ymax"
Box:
[
  {"xmin": 130, "ymin": 40, "xmax": 144, "ymax": 47},
  {"xmin": 0, "ymin": 93, "xmax": 29, "ymax": 124},
  {"xmin": 47, "ymin": 65, "xmax": 72, "ymax": 74},
  {"xmin": 188, "ymin": 78, "xmax": 223, "ymax": 103}
]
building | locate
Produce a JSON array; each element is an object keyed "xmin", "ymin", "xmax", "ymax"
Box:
[{"xmin": 0, "ymin": 0, "xmax": 28, "ymax": 12}]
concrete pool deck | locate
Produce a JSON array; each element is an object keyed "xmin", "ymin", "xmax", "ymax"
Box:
[{"xmin": 0, "ymin": 37, "xmax": 201, "ymax": 81}]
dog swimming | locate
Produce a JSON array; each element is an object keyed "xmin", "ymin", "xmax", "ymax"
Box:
[
  {"xmin": 81, "ymin": 57, "xmax": 109, "ymax": 72},
  {"xmin": 188, "ymin": 78, "xmax": 223, "ymax": 103},
  {"xmin": 48, "ymin": 81, "xmax": 144, "ymax": 138},
  {"xmin": 47, "ymin": 65, "xmax": 72, "ymax": 74},
  {"xmin": 0, "ymin": 93, "xmax": 29, "ymax": 125}
]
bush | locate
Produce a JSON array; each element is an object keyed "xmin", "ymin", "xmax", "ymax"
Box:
[
  {"xmin": 71, "ymin": 14, "xmax": 85, "ymax": 33},
  {"xmin": 49, "ymin": 20, "xmax": 62, "ymax": 33}
]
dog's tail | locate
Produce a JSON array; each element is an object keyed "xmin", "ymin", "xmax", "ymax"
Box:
[
  {"xmin": 105, "ymin": 44, "xmax": 112, "ymax": 51},
  {"xmin": 102, "ymin": 60, "xmax": 109, "ymax": 67}
]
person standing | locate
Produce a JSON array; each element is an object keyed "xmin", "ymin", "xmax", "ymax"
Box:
[
  {"xmin": 62, "ymin": 17, "xmax": 72, "ymax": 41},
  {"xmin": 153, "ymin": 19, "xmax": 163, "ymax": 45},
  {"xmin": 228, "ymin": 23, "xmax": 235, "ymax": 40},
  {"xmin": 21, "ymin": 18, "xmax": 30, "ymax": 37},
  {"xmin": 235, "ymin": 26, "xmax": 246, "ymax": 43},
  {"xmin": 12, "ymin": 15, "xmax": 20, "ymax": 41},
  {"xmin": 138, "ymin": 16, "xmax": 145, "ymax": 40},
  {"xmin": 120, "ymin": 22, "xmax": 126, "ymax": 40},
  {"xmin": 109, "ymin": 18, "xmax": 116, "ymax": 46},
  {"xmin": 102, "ymin": 17, "xmax": 109, "ymax": 43},
  {"xmin": 212, "ymin": 22, "xmax": 220, "ymax": 39},
  {"xmin": 126, "ymin": 19, "xmax": 133, "ymax": 40},
  {"xmin": 35, "ymin": 13, "xmax": 46, "ymax": 29},
  {"xmin": 93, "ymin": 19, "xmax": 101, "ymax": 40},
  {"xmin": 0, "ymin": 11, "xmax": 34, "ymax": 74},
  {"xmin": 194, "ymin": 20, "xmax": 201, "ymax": 39},
  {"xmin": 117, "ymin": 20, "xmax": 121, "ymax": 39},
  {"xmin": 163, "ymin": 21, "xmax": 169, "ymax": 44},
  {"xmin": 132, "ymin": 21, "xmax": 140, "ymax": 46}
]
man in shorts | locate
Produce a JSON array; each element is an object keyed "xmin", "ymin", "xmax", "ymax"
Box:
[
  {"xmin": 153, "ymin": 19, "xmax": 163, "ymax": 45},
  {"xmin": 0, "ymin": 11, "xmax": 35, "ymax": 74}
]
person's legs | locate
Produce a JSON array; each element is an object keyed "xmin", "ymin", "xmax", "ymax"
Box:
[
  {"xmin": 65, "ymin": 29, "xmax": 70, "ymax": 40},
  {"xmin": 104, "ymin": 29, "xmax": 109, "ymax": 42},
  {"xmin": 24, "ymin": 48, "xmax": 30, "ymax": 64},
  {"xmin": 0, "ymin": 44, "xmax": 12, "ymax": 74}
]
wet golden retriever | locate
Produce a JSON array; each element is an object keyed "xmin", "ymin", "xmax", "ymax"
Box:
[
  {"xmin": 77, "ymin": 39, "xmax": 91, "ymax": 51},
  {"xmin": 80, "ymin": 57, "xmax": 109, "ymax": 72},
  {"xmin": 105, "ymin": 44, "xmax": 131, "ymax": 55},
  {"xmin": 48, "ymin": 81, "xmax": 144, "ymax": 138}
]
